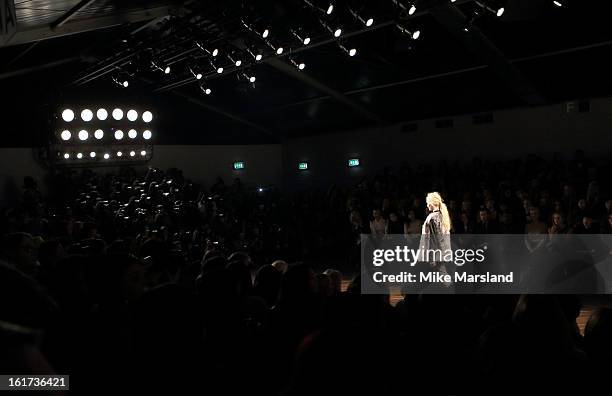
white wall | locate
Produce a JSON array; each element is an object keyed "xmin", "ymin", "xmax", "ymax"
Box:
[{"xmin": 282, "ymin": 97, "xmax": 612, "ymax": 189}]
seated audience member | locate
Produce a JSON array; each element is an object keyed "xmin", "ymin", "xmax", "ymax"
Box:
[
  {"xmin": 548, "ymin": 212, "xmax": 570, "ymax": 236},
  {"xmin": 370, "ymin": 209, "xmax": 387, "ymax": 238},
  {"xmin": 386, "ymin": 212, "xmax": 404, "ymax": 234},
  {"xmin": 574, "ymin": 216, "xmax": 596, "ymax": 234},
  {"xmin": 403, "ymin": 209, "xmax": 422, "ymax": 235},
  {"xmin": 475, "ymin": 208, "xmax": 500, "ymax": 234}
]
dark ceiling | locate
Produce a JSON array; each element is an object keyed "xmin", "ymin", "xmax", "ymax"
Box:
[{"xmin": 1, "ymin": 0, "xmax": 611, "ymax": 146}]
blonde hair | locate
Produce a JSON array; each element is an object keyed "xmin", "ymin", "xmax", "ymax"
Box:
[{"xmin": 426, "ymin": 192, "xmax": 452, "ymax": 232}]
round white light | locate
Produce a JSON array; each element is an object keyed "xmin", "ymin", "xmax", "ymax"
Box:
[
  {"xmin": 112, "ymin": 108, "xmax": 123, "ymax": 120},
  {"xmin": 164, "ymin": 66, "xmax": 171, "ymax": 74},
  {"xmin": 123, "ymin": 80, "xmax": 129, "ymax": 88},
  {"xmin": 114, "ymin": 130, "xmax": 124, "ymax": 140},
  {"xmin": 412, "ymin": 30, "xmax": 421, "ymax": 40},
  {"xmin": 205, "ymin": 88, "xmax": 212, "ymax": 95},
  {"xmin": 128, "ymin": 129, "xmax": 137, "ymax": 139},
  {"xmin": 143, "ymin": 130, "xmax": 152, "ymax": 140},
  {"xmin": 366, "ymin": 18, "xmax": 374, "ymax": 27},
  {"xmin": 61, "ymin": 109, "xmax": 75, "ymax": 122},
  {"xmin": 334, "ymin": 28, "xmax": 342, "ymax": 37},
  {"xmin": 349, "ymin": 48, "xmax": 357, "ymax": 57},
  {"xmin": 63, "ymin": 153, "xmax": 70, "ymax": 159},
  {"xmin": 130, "ymin": 151, "xmax": 136, "ymax": 157},
  {"xmin": 298, "ymin": 63, "xmax": 305, "ymax": 70},
  {"xmin": 104, "ymin": 153, "xmax": 110, "ymax": 159},
  {"xmin": 276, "ymin": 47, "xmax": 284, "ymax": 55},
  {"xmin": 117, "ymin": 151, "xmax": 123, "ymax": 157},
  {"xmin": 249, "ymin": 76, "xmax": 256, "ymax": 83},
  {"xmin": 60, "ymin": 130, "xmax": 71, "ymax": 140},
  {"xmin": 127, "ymin": 109, "xmax": 138, "ymax": 121},
  {"xmin": 90, "ymin": 152, "xmax": 96, "ymax": 158},
  {"xmin": 78, "ymin": 130, "xmax": 88, "ymax": 141},
  {"xmin": 255, "ymin": 54, "xmax": 263, "ymax": 61},
  {"xmin": 97, "ymin": 108, "xmax": 108, "ymax": 120},
  {"xmin": 196, "ymin": 73, "xmax": 203, "ymax": 79},
  {"xmin": 140, "ymin": 150, "xmax": 147, "ymax": 156},
  {"xmin": 235, "ymin": 60, "xmax": 242, "ymax": 67},
  {"xmin": 81, "ymin": 109, "xmax": 93, "ymax": 122},
  {"xmin": 94, "ymin": 129, "xmax": 104, "ymax": 139},
  {"xmin": 217, "ymin": 67, "xmax": 224, "ymax": 74},
  {"xmin": 142, "ymin": 111, "xmax": 153, "ymax": 123},
  {"xmin": 497, "ymin": 7, "xmax": 505, "ymax": 17},
  {"xmin": 77, "ymin": 153, "xmax": 83, "ymax": 159},
  {"xmin": 409, "ymin": 5, "xmax": 417, "ymax": 15},
  {"xmin": 303, "ymin": 37, "xmax": 311, "ymax": 45},
  {"xmin": 327, "ymin": 4, "xmax": 334, "ymax": 14},
  {"xmin": 212, "ymin": 48, "xmax": 219, "ymax": 57}
]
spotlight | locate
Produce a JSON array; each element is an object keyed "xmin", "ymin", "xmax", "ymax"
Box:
[
  {"xmin": 276, "ymin": 47, "xmax": 284, "ymax": 55},
  {"xmin": 339, "ymin": 44, "xmax": 357, "ymax": 57},
  {"xmin": 128, "ymin": 129, "xmax": 137, "ymax": 139},
  {"xmin": 81, "ymin": 109, "xmax": 93, "ymax": 122},
  {"xmin": 475, "ymin": 1, "xmax": 505, "ymax": 17},
  {"xmin": 94, "ymin": 129, "xmax": 104, "ymax": 139},
  {"xmin": 97, "ymin": 108, "xmax": 108, "ymax": 120},
  {"xmin": 327, "ymin": 3, "xmax": 334, "ymax": 14},
  {"xmin": 117, "ymin": 151, "xmax": 123, "ymax": 157},
  {"xmin": 196, "ymin": 42, "xmax": 220, "ymax": 57},
  {"xmin": 235, "ymin": 60, "xmax": 242, "ymax": 67},
  {"xmin": 114, "ymin": 130, "xmax": 124, "ymax": 140},
  {"xmin": 89, "ymin": 152, "xmax": 96, "ymax": 158},
  {"xmin": 61, "ymin": 109, "xmax": 74, "ymax": 122},
  {"xmin": 409, "ymin": 4, "xmax": 417, "ymax": 15},
  {"xmin": 247, "ymin": 48, "xmax": 264, "ymax": 62},
  {"xmin": 60, "ymin": 130, "xmax": 71, "ymax": 141},
  {"xmin": 334, "ymin": 28, "xmax": 342, "ymax": 37},
  {"xmin": 396, "ymin": 24, "xmax": 421, "ymax": 40},
  {"xmin": 242, "ymin": 73, "xmax": 256, "ymax": 83},
  {"xmin": 123, "ymin": 80, "xmax": 129, "ymax": 87},
  {"xmin": 200, "ymin": 85, "xmax": 212, "ymax": 95},
  {"xmin": 130, "ymin": 151, "xmax": 136, "ymax": 157},
  {"xmin": 152, "ymin": 61, "xmax": 170, "ymax": 74},
  {"xmin": 292, "ymin": 30, "xmax": 312, "ymax": 46},
  {"xmin": 256, "ymin": 54, "xmax": 263, "ymax": 61},
  {"xmin": 189, "ymin": 66, "xmax": 203, "ymax": 80},
  {"xmin": 290, "ymin": 59, "xmax": 306, "ymax": 70},
  {"xmin": 112, "ymin": 76, "xmax": 129, "ymax": 88},
  {"xmin": 127, "ymin": 109, "xmax": 138, "ymax": 121},
  {"xmin": 143, "ymin": 130, "xmax": 152, "ymax": 140},
  {"xmin": 227, "ymin": 54, "xmax": 242, "ymax": 68},
  {"xmin": 63, "ymin": 153, "xmax": 70, "ymax": 159},
  {"xmin": 348, "ymin": 8, "xmax": 374, "ymax": 27},
  {"xmin": 303, "ymin": 0, "xmax": 334, "ymax": 16},
  {"xmin": 77, "ymin": 153, "xmax": 83, "ymax": 159},
  {"xmin": 553, "ymin": 0, "xmax": 563, "ymax": 6},
  {"xmin": 210, "ymin": 59, "xmax": 224, "ymax": 74},
  {"xmin": 104, "ymin": 153, "xmax": 110, "ymax": 159},
  {"xmin": 262, "ymin": 29, "xmax": 270, "ymax": 38},
  {"xmin": 164, "ymin": 66, "xmax": 171, "ymax": 74},
  {"xmin": 142, "ymin": 111, "xmax": 153, "ymax": 123},
  {"xmin": 242, "ymin": 20, "xmax": 271, "ymax": 40},
  {"xmin": 140, "ymin": 150, "xmax": 147, "ymax": 156},
  {"xmin": 78, "ymin": 130, "xmax": 88, "ymax": 141},
  {"xmin": 320, "ymin": 20, "xmax": 342, "ymax": 38},
  {"xmin": 217, "ymin": 67, "xmax": 224, "ymax": 73},
  {"xmin": 112, "ymin": 108, "xmax": 124, "ymax": 120}
]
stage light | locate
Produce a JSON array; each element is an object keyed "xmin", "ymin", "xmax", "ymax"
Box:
[
  {"xmin": 140, "ymin": 150, "xmax": 147, "ymax": 156},
  {"xmin": 113, "ymin": 76, "xmax": 128, "ymax": 88},
  {"xmin": 117, "ymin": 151, "xmax": 123, "ymax": 157},
  {"xmin": 553, "ymin": 1, "xmax": 563, "ymax": 6},
  {"xmin": 61, "ymin": 109, "xmax": 74, "ymax": 122},
  {"xmin": 200, "ymin": 85, "xmax": 212, "ymax": 95},
  {"xmin": 348, "ymin": 8, "xmax": 374, "ymax": 27},
  {"xmin": 292, "ymin": 30, "xmax": 311, "ymax": 46},
  {"xmin": 60, "ymin": 130, "xmax": 71, "ymax": 141},
  {"xmin": 212, "ymin": 48, "xmax": 219, "ymax": 57},
  {"xmin": 196, "ymin": 42, "xmax": 219, "ymax": 57},
  {"xmin": 104, "ymin": 153, "xmax": 110, "ymax": 159},
  {"xmin": 241, "ymin": 73, "xmax": 257, "ymax": 83},
  {"xmin": 94, "ymin": 129, "xmax": 104, "ymax": 139},
  {"xmin": 235, "ymin": 59, "xmax": 242, "ymax": 67},
  {"xmin": 339, "ymin": 44, "xmax": 357, "ymax": 57},
  {"xmin": 326, "ymin": 2, "xmax": 334, "ymax": 14},
  {"xmin": 189, "ymin": 66, "xmax": 203, "ymax": 80},
  {"xmin": 217, "ymin": 66, "xmax": 224, "ymax": 73},
  {"xmin": 397, "ymin": 24, "xmax": 421, "ymax": 40},
  {"xmin": 497, "ymin": 7, "xmax": 505, "ymax": 16},
  {"xmin": 152, "ymin": 61, "xmax": 171, "ymax": 74},
  {"xmin": 123, "ymin": 80, "xmax": 129, "ymax": 88},
  {"xmin": 276, "ymin": 47, "xmax": 284, "ymax": 55},
  {"xmin": 409, "ymin": 4, "xmax": 417, "ymax": 15},
  {"xmin": 63, "ymin": 153, "xmax": 70, "ymax": 159},
  {"xmin": 130, "ymin": 151, "xmax": 136, "ymax": 157},
  {"xmin": 81, "ymin": 109, "xmax": 93, "ymax": 122},
  {"xmin": 143, "ymin": 130, "xmax": 152, "ymax": 140},
  {"xmin": 475, "ymin": 1, "xmax": 505, "ymax": 17},
  {"xmin": 334, "ymin": 28, "xmax": 342, "ymax": 37},
  {"xmin": 128, "ymin": 129, "xmax": 137, "ymax": 139},
  {"xmin": 90, "ymin": 152, "xmax": 96, "ymax": 158},
  {"xmin": 164, "ymin": 66, "xmax": 171, "ymax": 74},
  {"xmin": 127, "ymin": 109, "xmax": 138, "ymax": 121},
  {"xmin": 290, "ymin": 59, "xmax": 306, "ymax": 70},
  {"xmin": 78, "ymin": 130, "xmax": 88, "ymax": 141},
  {"xmin": 97, "ymin": 108, "xmax": 108, "ymax": 120},
  {"xmin": 77, "ymin": 153, "xmax": 83, "ymax": 159},
  {"xmin": 142, "ymin": 111, "xmax": 153, "ymax": 123},
  {"xmin": 114, "ymin": 130, "xmax": 124, "ymax": 140},
  {"xmin": 112, "ymin": 108, "xmax": 124, "ymax": 120},
  {"xmin": 298, "ymin": 162, "xmax": 308, "ymax": 170},
  {"xmin": 262, "ymin": 29, "xmax": 269, "ymax": 38},
  {"xmin": 233, "ymin": 161, "xmax": 245, "ymax": 170},
  {"xmin": 256, "ymin": 54, "xmax": 263, "ymax": 61}
]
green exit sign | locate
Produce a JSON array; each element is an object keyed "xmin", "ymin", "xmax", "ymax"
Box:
[
  {"xmin": 233, "ymin": 161, "xmax": 245, "ymax": 170},
  {"xmin": 348, "ymin": 158, "xmax": 360, "ymax": 167},
  {"xmin": 298, "ymin": 162, "xmax": 308, "ymax": 170}
]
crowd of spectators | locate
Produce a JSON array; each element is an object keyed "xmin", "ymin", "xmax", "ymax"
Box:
[{"xmin": 1, "ymin": 150, "xmax": 612, "ymax": 394}]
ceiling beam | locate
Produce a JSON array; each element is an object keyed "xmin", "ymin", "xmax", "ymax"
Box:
[
  {"xmin": 264, "ymin": 57, "xmax": 383, "ymax": 123},
  {"xmin": 2, "ymin": 5, "xmax": 175, "ymax": 47},
  {"xmin": 429, "ymin": 3, "xmax": 546, "ymax": 106},
  {"xmin": 172, "ymin": 90, "xmax": 277, "ymax": 139},
  {"xmin": 50, "ymin": 0, "xmax": 98, "ymax": 30}
]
